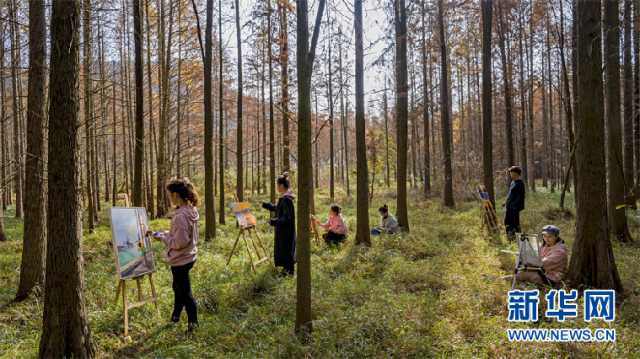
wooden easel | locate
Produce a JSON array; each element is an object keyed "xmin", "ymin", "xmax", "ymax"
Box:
[
  {"xmin": 112, "ymin": 196, "xmax": 158, "ymax": 337},
  {"xmin": 114, "ymin": 273, "xmax": 159, "ymax": 337},
  {"xmin": 310, "ymin": 215, "xmax": 321, "ymax": 244},
  {"xmin": 226, "ymin": 224, "xmax": 269, "ymax": 272},
  {"xmin": 477, "ymin": 186, "xmax": 500, "ymax": 233}
]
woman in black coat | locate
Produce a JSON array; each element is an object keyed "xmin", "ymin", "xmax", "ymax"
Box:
[{"xmin": 262, "ymin": 173, "xmax": 296, "ymax": 275}]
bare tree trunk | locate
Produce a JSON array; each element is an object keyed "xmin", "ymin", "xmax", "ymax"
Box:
[
  {"xmin": 295, "ymin": 0, "xmax": 325, "ymax": 335},
  {"xmin": 144, "ymin": 0, "xmax": 155, "ymax": 217},
  {"xmin": 517, "ymin": 5, "xmax": 528, "ymax": 188},
  {"xmin": 481, "ymin": 0, "xmax": 494, "ymax": 205},
  {"xmin": 437, "ymin": 0, "xmax": 454, "ymax": 208},
  {"xmin": 218, "ymin": 0, "xmax": 226, "ymax": 222},
  {"xmin": 267, "ymin": 0, "xmax": 275, "ymax": 204},
  {"xmin": 280, "ymin": 1, "xmax": 290, "ymax": 172},
  {"xmin": 497, "ymin": 1, "xmax": 514, "ymax": 167},
  {"xmin": 204, "ymin": 0, "xmax": 216, "ymax": 239},
  {"xmin": 355, "ymin": 0, "xmax": 370, "ymax": 245},
  {"xmin": 235, "ymin": 0, "xmax": 244, "ymax": 201},
  {"xmin": 623, "ymin": 0, "xmax": 635, "ymax": 201},
  {"xmin": 133, "ymin": 0, "xmax": 145, "ymax": 207},
  {"xmin": 327, "ymin": 13, "xmax": 335, "ymax": 202},
  {"xmin": 9, "ymin": 0, "xmax": 23, "ymax": 219},
  {"xmin": 559, "ymin": 0, "xmax": 575, "ymax": 209},
  {"xmin": 421, "ymin": 1, "xmax": 430, "ymax": 196},
  {"xmin": 83, "ymin": 0, "xmax": 95, "ymax": 232},
  {"xmin": 604, "ymin": 0, "xmax": 633, "ymax": 242},
  {"xmin": 394, "ymin": 0, "xmax": 410, "ymax": 227},
  {"xmin": 17, "ymin": 0, "xmax": 47, "ymax": 300},
  {"xmin": 39, "ymin": 0, "xmax": 95, "ymax": 355},
  {"xmin": 568, "ymin": 0, "xmax": 623, "ymax": 292},
  {"xmin": 338, "ymin": 32, "xmax": 350, "ymax": 197}
]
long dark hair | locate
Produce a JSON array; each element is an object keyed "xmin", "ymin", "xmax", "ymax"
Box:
[
  {"xmin": 166, "ymin": 177, "xmax": 199, "ymax": 206},
  {"xmin": 378, "ymin": 204, "xmax": 389, "ymax": 214}
]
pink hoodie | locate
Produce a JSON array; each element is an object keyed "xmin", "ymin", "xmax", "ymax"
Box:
[
  {"xmin": 160, "ymin": 205, "xmax": 199, "ymax": 267},
  {"xmin": 540, "ymin": 242, "xmax": 568, "ymax": 283},
  {"xmin": 319, "ymin": 214, "xmax": 348, "ymax": 235}
]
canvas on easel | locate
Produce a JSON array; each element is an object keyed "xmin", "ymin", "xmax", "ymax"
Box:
[
  {"xmin": 110, "ymin": 207, "xmax": 159, "ymax": 337},
  {"xmin": 226, "ymin": 202, "xmax": 269, "ymax": 272}
]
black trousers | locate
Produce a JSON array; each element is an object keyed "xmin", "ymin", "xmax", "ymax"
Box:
[
  {"xmin": 323, "ymin": 231, "xmax": 346, "ymax": 245},
  {"xmin": 504, "ymin": 209, "xmax": 521, "ymax": 236},
  {"xmin": 171, "ymin": 261, "xmax": 198, "ymax": 324}
]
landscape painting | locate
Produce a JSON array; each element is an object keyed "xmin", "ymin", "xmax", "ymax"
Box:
[{"xmin": 110, "ymin": 207, "xmax": 155, "ymax": 279}]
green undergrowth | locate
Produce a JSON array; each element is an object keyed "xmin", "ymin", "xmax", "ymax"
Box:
[{"xmin": 1, "ymin": 187, "xmax": 639, "ymax": 358}]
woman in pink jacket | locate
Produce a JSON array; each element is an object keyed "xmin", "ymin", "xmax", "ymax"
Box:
[
  {"xmin": 151, "ymin": 178, "xmax": 200, "ymax": 332},
  {"xmin": 516, "ymin": 225, "xmax": 568, "ymax": 287},
  {"xmin": 313, "ymin": 204, "xmax": 348, "ymax": 246}
]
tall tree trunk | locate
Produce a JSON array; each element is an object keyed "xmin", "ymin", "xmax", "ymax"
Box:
[
  {"xmin": 218, "ymin": 0, "xmax": 226, "ymax": 222},
  {"xmin": 144, "ymin": 0, "xmax": 155, "ymax": 217},
  {"xmin": 623, "ymin": 0, "xmax": 635, "ymax": 201},
  {"xmin": 235, "ymin": 0, "xmax": 244, "ymax": 201},
  {"xmin": 421, "ymin": 1, "xmax": 431, "ymax": 196},
  {"xmin": 327, "ymin": 16, "xmax": 335, "ymax": 202},
  {"xmin": 39, "ymin": 0, "xmax": 95, "ymax": 355},
  {"xmin": 384, "ymin": 80, "xmax": 391, "ymax": 188},
  {"xmin": 437, "ymin": 0, "xmax": 454, "ymax": 208},
  {"xmin": 517, "ymin": 5, "xmax": 529, "ymax": 190},
  {"xmin": 354, "ymin": 0, "xmax": 371, "ymax": 245},
  {"xmin": 394, "ymin": 0, "xmax": 410, "ymax": 227},
  {"xmin": 9, "ymin": 0, "xmax": 23, "ymax": 219},
  {"xmin": 204, "ymin": 0, "xmax": 216, "ymax": 239},
  {"xmin": 268, "ymin": 0, "xmax": 275, "ymax": 204},
  {"xmin": 605, "ymin": 0, "xmax": 633, "ymax": 242},
  {"xmin": 133, "ymin": 0, "xmax": 145, "ymax": 207},
  {"xmin": 17, "ymin": 0, "xmax": 47, "ymax": 300},
  {"xmin": 338, "ymin": 32, "xmax": 350, "ymax": 197},
  {"xmin": 634, "ymin": 0, "xmax": 640, "ymax": 190},
  {"xmin": 280, "ymin": 1, "xmax": 290, "ymax": 172},
  {"xmin": 294, "ymin": 0, "xmax": 325, "ymax": 335},
  {"xmin": 497, "ymin": 1, "xmax": 514, "ymax": 167},
  {"xmin": 83, "ymin": 0, "xmax": 95, "ymax": 232},
  {"xmin": 481, "ymin": 0, "xmax": 494, "ymax": 205},
  {"xmin": 559, "ymin": 0, "xmax": 575, "ymax": 209},
  {"xmin": 568, "ymin": 0, "xmax": 623, "ymax": 292}
]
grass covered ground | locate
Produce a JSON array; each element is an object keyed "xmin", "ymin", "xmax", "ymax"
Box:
[{"xmin": 1, "ymin": 188, "xmax": 639, "ymax": 358}]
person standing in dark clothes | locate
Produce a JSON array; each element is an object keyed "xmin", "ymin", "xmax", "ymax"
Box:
[
  {"xmin": 262, "ymin": 173, "xmax": 296, "ymax": 275},
  {"xmin": 504, "ymin": 166, "xmax": 526, "ymax": 239}
]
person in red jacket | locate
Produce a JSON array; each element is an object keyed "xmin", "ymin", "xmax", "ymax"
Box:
[{"xmin": 150, "ymin": 178, "xmax": 200, "ymax": 332}]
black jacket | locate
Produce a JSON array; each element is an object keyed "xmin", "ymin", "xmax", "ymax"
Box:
[
  {"xmin": 506, "ymin": 179, "xmax": 525, "ymax": 212},
  {"xmin": 262, "ymin": 193, "xmax": 296, "ymax": 268}
]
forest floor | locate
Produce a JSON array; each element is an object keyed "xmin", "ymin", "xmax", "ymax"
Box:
[{"xmin": 1, "ymin": 187, "xmax": 639, "ymax": 358}]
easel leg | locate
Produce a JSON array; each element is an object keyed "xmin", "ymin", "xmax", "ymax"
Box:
[
  {"xmin": 252, "ymin": 229, "xmax": 268, "ymax": 260},
  {"xmin": 148, "ymin": 273, "xmax": 159, "ymax": 315},
  {"xmin": 136, "ymin": 277, "xmax": 143, "ymax": 301},
  {"xmin": 241, "ymin": 231, "xmax": 256, "ymax": 272},
  {"xmin": 122, "ymin": 280, "xmax": 129, "ymax": 337},
  {"xmin": 226, "ymin": 230, "xmax": 243, "ymax": 266},
  {"xmin": 248, "ymin": 230, "xmax": 263, "ymax": 261},
  {"xmin": 115, "ymin": 280, "xmax": 123, "ymax": 305}
]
